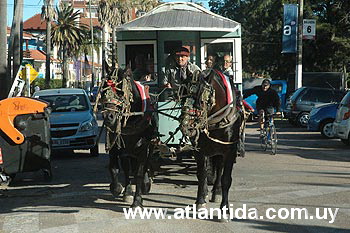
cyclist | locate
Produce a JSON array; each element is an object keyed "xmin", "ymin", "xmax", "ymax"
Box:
[{"xmin": 243, "ymin": 79, "xmax": 281, "ymax": 134}]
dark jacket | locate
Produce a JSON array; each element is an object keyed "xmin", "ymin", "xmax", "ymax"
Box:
[{"xmin": 244, "ymin": 86, "xmax": 280, "ymax": 111}]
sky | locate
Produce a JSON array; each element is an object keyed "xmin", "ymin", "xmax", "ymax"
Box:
[{"xmin": 7, "ymin": 0, "xmax": 209, "ymax": 26}]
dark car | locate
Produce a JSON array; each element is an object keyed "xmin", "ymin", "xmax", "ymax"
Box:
[
  {"xmin": 285, "ymin": 87, "xmax": 346, "ymax": 127},
  {"xmin": 307, "ymin": 103, "xmax": 338, "ymax": 138}
]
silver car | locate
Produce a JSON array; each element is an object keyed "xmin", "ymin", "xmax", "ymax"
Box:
[
  {"xmin": 333, "ymin": 91, "xmax": 350, "ymax": 145},
  {"xmin": 33, "ymin": 88, "xmax": 99, "ymax": 156}
]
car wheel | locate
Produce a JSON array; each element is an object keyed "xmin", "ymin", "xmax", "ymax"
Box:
[
  {"xmin": 90, "ymin": 144, "xmax": 99, "ymax": 157},
  {"xmin": 320, "ymin": 119, "xmax": 335, "ymax": 138},
  {"xmin": 341, "ymin": 133, "xmax": 350, "ymax": 146},
  {"xmin": 297, "ymin": 112, "xmax": 310, "ymax": 127}
]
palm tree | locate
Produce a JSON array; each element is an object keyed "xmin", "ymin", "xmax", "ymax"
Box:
[
  {"xmin": 97, "ymin": 0, "xmax": 114, "ymax": 77},
  {"xmin": 75, "ymin": 28, "xmax": 101, "ymax": 81},
  {"xmin": 41, "ymin": 0, "xmax": 56, "ymax": 89},
  {"xmin": 134, "ymin": 0, "xmax": 158, "ymax": 16},
  {"xmin": 97, "ymin": 0, "xmax": 157, "ymax": 71},
  {"xmin": 51, "ymin": 3, "xmax": 88, "ymax": 88},
  {"xmin": 0, "ymin": 0, "xmax": 7, "ymax": 99}
]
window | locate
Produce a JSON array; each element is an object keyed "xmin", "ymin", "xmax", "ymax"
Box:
[
  {"xmin": 39, "ymin": 94, "xmax": 89, "ymax": 112},
  {"xmin": 125, "ymin": 44, "xmax": 155, "ymax": 81},
  {"xmin": 203, "ymin": 42, "xmax": 233, "ymax": 70},
  {"xmin": 271, "ymin": 84, "xmax": 282, "ymax": 93}
]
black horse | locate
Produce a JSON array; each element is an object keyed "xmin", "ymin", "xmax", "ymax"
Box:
[
  {"xmin": 179, "ymin": 69, "xmax": 241, "ymax": 221},
  {"xmin": 101, "ymin": 67, "xmax": 155, "ymax": 208}
]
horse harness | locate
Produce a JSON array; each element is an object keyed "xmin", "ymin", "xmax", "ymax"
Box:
[
  {"xmin": 179, "ymin": 69, "xmax": 239, "ymax": 147},
  {"xmin": 101, "ymin": 71, "xmax": 149, "ymax": 151}
]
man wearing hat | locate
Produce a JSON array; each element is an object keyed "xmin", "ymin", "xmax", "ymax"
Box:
[
  {"xmin": 244, "ymin": 78, "xmax": 280, "ymax": 132},
  {"xmin": 163, "ymin": 46, "xmax": 201, "ymax": 92}
]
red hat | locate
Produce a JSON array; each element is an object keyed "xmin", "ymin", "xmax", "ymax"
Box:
[{"xmin": 175, "ymin": 47, "xmax": 190, "ymax": 56}]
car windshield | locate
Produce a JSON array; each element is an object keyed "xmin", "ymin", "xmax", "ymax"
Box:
[
  {"xmin": 39, "ymin": 94, "xmax": 89, "ymax": 112},
  {"xmin": 271, "ymin": 84, "xmax": 282, "ymax": 93},
  {"xmin": 290, "ymin": 87, "xmax": 306, "ymax": 101}
]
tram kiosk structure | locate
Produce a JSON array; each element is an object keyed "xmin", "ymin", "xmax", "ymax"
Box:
[{"xmin": 116, "ymin": 2, "xmax": 242, "ymax": 146}]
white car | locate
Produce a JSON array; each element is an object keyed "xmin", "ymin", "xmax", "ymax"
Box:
[
  {"xmin": 33, "ymin": 88, "xmax": 99, "ymax": 156},
  {"xmin": 333, "ymin": 91, "xmax": 350, "ymax": 145}
]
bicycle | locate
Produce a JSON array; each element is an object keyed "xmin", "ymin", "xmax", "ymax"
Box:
[{"xmin": 260, "ymin": 112, "xmax": 281, "ymax": 155}]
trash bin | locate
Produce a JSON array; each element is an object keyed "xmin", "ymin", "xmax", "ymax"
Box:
[{"xmin": 0, "ymin": 97, "xmax": 51, "ymax": 183}]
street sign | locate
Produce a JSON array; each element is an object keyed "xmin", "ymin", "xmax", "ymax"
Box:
[
  {"xmin": 282, "ymin": 4, "xmax": 298, "ymax": 53},
  {"xmin": 8, "ymin": 65, "xmax": 25, "ymax": 98},
  {"xmin": 19, "ymin": 64, "xmax": 39, "ymax": 83},
  {"xmin": 303, "ymin": 19, "xmax": 316, "ymax": 40}
]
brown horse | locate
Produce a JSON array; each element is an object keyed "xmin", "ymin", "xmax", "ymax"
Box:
[
  {"xmin": 102, "ymin": 67, "xmax": 155, "ymax": 208},
  {"xmin": 179, "ymin": 68, "xmax": 241, "ymax": 221}
]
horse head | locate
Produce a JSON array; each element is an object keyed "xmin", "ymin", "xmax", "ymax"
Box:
[{"xmin": 179, "ymin": 69, "xmax": 237, "ymax": 146}]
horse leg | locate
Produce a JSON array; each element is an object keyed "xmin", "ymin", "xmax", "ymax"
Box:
[
  {"xmin": 131, "ymin": 160, "xmax": 145, "ymax": 208},
  {"xmin": 141, "ymin": 145, "xmax": 152, "ymax": 195},
  {"xmin": 210, "ymin": 155, "xmax": 223, "ymax": 203},
  {"xmin": 194, "ymin": 151, "xmax": 208, "ymax": 208},
  {"xmin": 206, "ymin": 157, "xmax": 216, "ymax": 185},
  {"xmin": 121, "ymin": 157, "xmax": 133, "ymax": 202},
  {"xmin": 220, "ymin": 144, "xmax": 237, "ymax": 222},
  {"xmin": 109, "ymin": 150, "xmax": 124, "ymax": 197}
]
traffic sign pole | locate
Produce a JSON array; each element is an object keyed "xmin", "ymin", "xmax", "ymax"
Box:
[{"xmin": 295, "ymin": 0, "xmax": 303, "ymax": 90}]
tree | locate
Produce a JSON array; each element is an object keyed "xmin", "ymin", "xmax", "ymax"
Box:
[
  {"xmin": 11, "ymin": 0, "xmax": 23, "ymax": 81},
  {"xmin": 0, "ymin": 0, "xmax": 7, "ymax": 99},
  {"xmin": 75, "ymin": 28, "xmax": 101, "ymax": 81},
  {"xmin": 51, "ymin": 3, "xmax": 88, "ymax": 88},
  {"xmin": 98, "ymin": 0, "xmax": 115, "ymax": 76},
  {"xmin": 41, "ymin": 0, "xmax": 57, "ymax": 89},
  {"xmin": 98, "ymin": 0, "xmax": 158, "ymax": 71},
  {"xmin": 208, "ymin": 0, "xmax": 350, "ymax": 78}
]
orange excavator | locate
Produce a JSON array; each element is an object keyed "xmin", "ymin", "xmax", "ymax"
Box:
[{"xmin": 0, "ymin": 97, "xmax": 52, "ymax": 184}]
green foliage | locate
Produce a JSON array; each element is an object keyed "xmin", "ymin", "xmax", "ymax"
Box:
[
  {"xmin": 51, "ymin": 3, "xmax": 89, "ymax": 56},
  {"xmin": 209, "ymin": 0, "xmax": 350, "ymax": 78},
  {"xmin": 33, "ymin": 78, "xmax": 63, "ymax": 89}
]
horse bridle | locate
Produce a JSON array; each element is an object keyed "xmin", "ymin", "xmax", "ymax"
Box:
[{"xmin": 179, "ymin": 69, "xmax": 238, "ymax": 147}]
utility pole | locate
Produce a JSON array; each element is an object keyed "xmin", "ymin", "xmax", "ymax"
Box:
[
  {"xmin": 89, "ymin": 0, "xmax": 95, "ymax": 89},
  {"xmin": 0, "ymin": 0, "xmax": 7, "ymax": 99},
  {"xmin": 12, "ymin": 0, "xmax": 24, "ymax": 81},
  {"xmin": 295, "ymin": 0, "xmax": 303, "ymax": 89}
]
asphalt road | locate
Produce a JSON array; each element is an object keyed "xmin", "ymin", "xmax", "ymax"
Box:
[{"xmin": 0, "ymin": 120, "xmax": 349, "ymax": 233}]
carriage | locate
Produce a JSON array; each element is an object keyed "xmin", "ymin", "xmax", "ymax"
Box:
[
  {"xmin": 99, "ymin": 2, "xmax": 243, "ymax": 218},
  {"xmin": 115, "ymin": 2, "xmax": 243, "ymax": 147}
]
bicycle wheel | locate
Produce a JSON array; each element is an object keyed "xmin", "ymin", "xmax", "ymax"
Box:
[
  {"xmin": 260, "ymin": 127, "xmax": 267, "ymax": 151},
  {"xmin": 270, "ymin": 125, "xmax": 277, "ymax": 155}
]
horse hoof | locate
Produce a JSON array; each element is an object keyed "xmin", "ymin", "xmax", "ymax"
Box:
[
  {"xmin": 210, "ymin": 195, "xmax": 221, "ymax": 203},
  {"xmin": 123, "ymin": 195, "xmax": 134, "ymax": 203},
  {"xmin": 196, "ymin": 203, "xmax": 207, "ymax": 209},
  {"xmin": 110, "ymin": 183, "xmax": 124, "ymax": 197},
  {"xmin": 131, "ymin": 203, "xmax": 143, "ymax": 210}
]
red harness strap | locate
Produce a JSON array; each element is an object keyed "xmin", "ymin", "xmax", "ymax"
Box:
[{"xmin": 213, "ymin": 70, "xmax": 234, "ymax": 105}]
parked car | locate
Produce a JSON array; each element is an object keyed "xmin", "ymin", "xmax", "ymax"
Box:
[
  {"xmin": 333, "ymin": 92, "xmax": 350, "ymax": 145},
  {"xmin": 33, "ymin": 88, "xmax": 99, "ymax": 156},
  {"xmin": 284, "ymin": 87, "xmax": 346, "ymax": 127},
  {"xmin": 243, "ymin": 80, "xmax": 288, "ymax": 116},
  {"xmin": 307, "ymin": 103, "xmax": 338, "ymax": 138}
]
